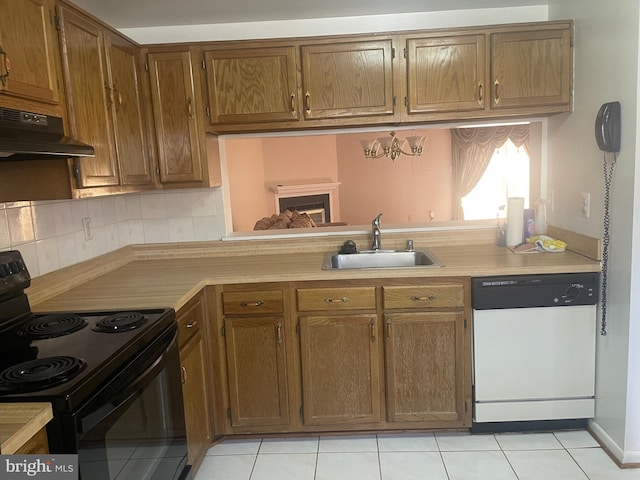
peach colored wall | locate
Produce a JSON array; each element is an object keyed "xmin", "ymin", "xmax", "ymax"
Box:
[
  {"xmin": 226, "ymin": 130, "xmax": 453, "ymax": 231},
  {"xmin": 261, "ymin": 135, "xmax": 339, "ymax": 186},
  {"xmin": 336, "ymin": 129, "xmax": 453, "ymax": 225},
  {"xmin": 227, "ymin": 135, "xmax": 341, "ymax": 229},
  {"xmin": 225, "ymin": 138, "xmax": 271, "ymax": 231}
]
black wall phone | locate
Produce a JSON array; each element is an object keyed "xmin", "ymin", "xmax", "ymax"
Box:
[
  {"xmin": 596, "ymin": 101, "xmax": 621, "ymax": 336},
  {"xmin": 595, "ymin": 101, "xmax": 621, "ymax": 153}
]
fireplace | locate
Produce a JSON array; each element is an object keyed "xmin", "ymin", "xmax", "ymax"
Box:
[
  {"xmin": 278, "ymin": 194, "xmax": 330, "ymax": 223},
  {"xmin": 272, "ymin": 182, "xmax": 340, "ymax": 225}
]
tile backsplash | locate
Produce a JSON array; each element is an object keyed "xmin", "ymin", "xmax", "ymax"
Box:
[{"xmin": 0, "ymin": 188, "xmax": 225, "ymax": 277}]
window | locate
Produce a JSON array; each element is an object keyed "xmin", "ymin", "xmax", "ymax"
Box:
[{"xmin": 461, "ymin": 139, "xmax": 530, "ymax": 220}]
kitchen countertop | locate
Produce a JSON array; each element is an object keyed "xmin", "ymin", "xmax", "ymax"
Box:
[
  {"xmin": 0, "ymin": 403, "xmax": 53, "ymax": 454},
  {"xmin": 30, "ymin": 242, "xmax": 601, "ymax": 313}
]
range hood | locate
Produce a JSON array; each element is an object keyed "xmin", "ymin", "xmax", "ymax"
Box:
[{"xmin": 0, "ymin": 107, "xmax": 94, "ymax": 160}]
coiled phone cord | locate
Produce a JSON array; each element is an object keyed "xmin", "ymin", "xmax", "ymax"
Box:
[{"xmin": 600, "ymin": 152, "xmax": 616, "ymax": 336}]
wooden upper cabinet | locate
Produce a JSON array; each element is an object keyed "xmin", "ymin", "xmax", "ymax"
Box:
[
  {"xmin": 490, "ymin": 27, "xmax": 572, "ymax": 109},
  {"xmin": 58, "ymin": 6, "xmax": 119, "ymax": 188},
  {"xmin": 204, "ymin": 46, "xmax": 299, "ymax": 125},
  {"xmin": 58, "ymin": 5, "xmax": 152, "ymax": 190},
  {"xmin": 0, "ymin": 0, "xmax": 61, "ymax": 109},
  {"xmin": 105, "ymin": 34, "xmax": 152, "ymax": 186},
  {"xmin": 199, "ymin": 21, "xmax": 571, "ymax": 132},
  {"xmin": 148, "ymin": 50, "xmax": 204, "ymax": 184},
  {"xmin": 300, "ymin": 40, "xmax": 394, "ymax": 120},
  {"xmin": 406, "ymin": 35, "xmax": 486, "ymax": 114}
]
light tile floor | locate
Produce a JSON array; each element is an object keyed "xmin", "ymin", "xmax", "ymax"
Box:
[{"xmin": 194, "ymin": 430, "xmax": 640, "ymax": 480}]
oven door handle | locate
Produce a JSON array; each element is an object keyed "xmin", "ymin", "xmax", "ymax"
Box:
[{"xmin": 77, "ymin": 329, "xmax": 177, "ymax": 434}]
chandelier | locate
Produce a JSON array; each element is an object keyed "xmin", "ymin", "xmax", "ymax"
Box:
[{"xmin": 361, "ymin": 131, "xmax": 427, "ymax": 161}]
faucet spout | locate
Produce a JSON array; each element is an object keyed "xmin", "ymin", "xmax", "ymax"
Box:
[{"xmin": 371, "ymin": 213, "xmax": 383, "ymax": 250}]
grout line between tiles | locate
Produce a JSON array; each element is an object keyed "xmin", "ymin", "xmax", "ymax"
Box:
[
  {"xmin": 207, "ymin": 431, "xmax": 612, "ymax": 480},
  {"xmin": 247, "ymin": 439, "xmax": 262, "ymax": 480},
  {"xmin": 313, "ymin": 436, "xmax": 320, "ymax": 480}
]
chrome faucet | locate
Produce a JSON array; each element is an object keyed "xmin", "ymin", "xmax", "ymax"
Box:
[{"xmin": 371, "ymin": 213, "xmax": 383, "ymax": 250}]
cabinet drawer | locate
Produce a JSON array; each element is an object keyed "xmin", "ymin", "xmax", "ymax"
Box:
[
  {"xmin": 297, "ymin": 287, "xmax": 376, "ymax": 311},
  {"xmin": 223, "ymin": 290, "xmax": 284, "ymax": 315},
  {"xmin": 383, "ymin": 285, "xmax": 464, "ymax": 309},
  {"xmin": 177, "ymin": 295, "xmax": 205, "ymax": 349}
]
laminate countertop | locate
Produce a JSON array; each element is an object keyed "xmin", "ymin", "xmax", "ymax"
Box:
[
  {"xmin": 0, "ymin": 403, "xmax": 53, "ymax": 454},
  {"xmin": 30, "ymin": 243, "xmax": 600, "ymax": 313}
]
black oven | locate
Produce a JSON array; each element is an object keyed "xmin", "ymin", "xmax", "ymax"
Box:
[
  {"xmin": 0, "ymin": 250, "xmax": 191, "ymax": 480},
  {"xmin": 57, "ymin": 327, "xmax": 189, "ymax": 480}
]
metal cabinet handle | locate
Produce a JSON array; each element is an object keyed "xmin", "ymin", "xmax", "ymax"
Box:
[
  {"xmin": 478, "ymin": 82, "xmax": 484, "ymax": 106},
  {"xmin": 240, "ymin": 300, "xmax": 264, "ymax": 307},
  {"xmin": 185, "ymin": 320, "xmax": 198, "ymax": 329},
  {"xmin": 113, "ymin": 83, "xmax": 122, "ymax": 111},
  {"xmin": 0, "ymin": 46, "xmax": 10, "ymax": 86},
  {"xmin": 370, "ymin": 319, "xmax": 376, "ymax": 341},
  {"xmin": 386, "ymin": 320, "xmax": 391, "ymax": 340},
  {"xmin": 187, "ymin": 98, "xmax": 194, "ymax": 117},
  {"xmin": 494, "ymin": 79, "xmax": 500, "ymax": 105},
  {"xmin": 410, "ymin": 295, "xmax": 437, "ymax": 301},
  {"xmin": 105, "ymin": 82, "xmax": 114, "ymax": 108},
  {"xmin": 304, "ymin": 91, "xmax": 311, "ymax": 114},
  {"xmin": 324, "ymin": 297, "xmax": 349, "ymax": 304},
  {"xmin": 290, "ymin": 93, "xmax": 296, "ymax": 115},
  {"xmin": 276, "ymin": 323, "xmax": 283, "ymax": 344},
  {"xmin": 180, "ymin": 366, "xmax": 187, "ymax": 384}
]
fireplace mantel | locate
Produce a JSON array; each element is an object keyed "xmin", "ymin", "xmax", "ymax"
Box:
[{"xmin": 271, "ymin": 182, "xmax": 341, "ymax": 196}]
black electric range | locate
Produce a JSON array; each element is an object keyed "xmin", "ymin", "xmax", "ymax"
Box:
[{"xmin": 0, "ymin": 250, "xmax": 190, "ymax": 480}]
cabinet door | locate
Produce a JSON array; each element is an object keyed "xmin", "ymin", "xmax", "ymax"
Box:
[
  {"xmin": 0, "ymin": 0, "xmax": 60, "ymax": 106},
  {"xmin": 105, "ymin": 34, "xmax": 152, "ymax": 186},
  {"xmin": 301, "ymin": 40, "xmax": 394, "ymax": 120},
  {"xmin": 180, "ymin": 331, "xmax": 212, "ymax": 466},
  {"xmin": 491, "ymin": 28, "xmax": 572, "ymax": 109},
  {"xmin": 58, "ymin": 6, "xmax": 119, "ymax": 187},
  {"xmin": 148, "ymin": 51, "xmax": 204, "ymax": 184},
  {"xmin": 299, "ymin": 314, "xmax": 381, "ymax": 426},
  {"xmin": 385, "ymin": 312, "xmax": 466, "ymax": 424},
  {"xmin": 407, "ymin": 35, "xmax": 486, "ymax": 114},
  {"xmin": 205, "ymin": 46, "xmax": 299, "ymax": 125},
  {"xmin": 224, "ymin": 316, "xmax": 289, "ymax": 428}
]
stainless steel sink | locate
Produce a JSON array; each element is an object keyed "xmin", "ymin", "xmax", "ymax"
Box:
[{"xmin": 322, "ymin": 248, "xmax": 442, "ymax": 270}]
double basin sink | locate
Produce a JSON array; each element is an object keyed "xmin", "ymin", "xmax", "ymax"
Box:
[{"xmin": 322, "ymin": 248, "xmax": 442, "ymax": 270}]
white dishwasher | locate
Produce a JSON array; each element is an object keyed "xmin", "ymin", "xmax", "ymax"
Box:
[{"xmin": 472, "ymin": 273, "xmax": 598, "ymax": 427}]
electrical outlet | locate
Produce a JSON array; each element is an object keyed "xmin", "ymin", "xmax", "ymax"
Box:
[
  {"xmin": 82, "ymin": 217, "xmax": 93, "ymax": 241},
  {"xmin": 581, "ymin": 192, "xmax": 591, "ymax": 218}
]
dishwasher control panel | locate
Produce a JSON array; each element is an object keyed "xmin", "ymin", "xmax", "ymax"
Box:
[{"xmin": 472, "ymin": 273, "xmax": 599, "ymax": 309}]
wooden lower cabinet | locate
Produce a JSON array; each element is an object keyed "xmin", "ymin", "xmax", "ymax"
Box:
[
  {"xmin": 177, "ymin": 292, "xmax": 212, "ymax": 473},
  {"xmin": 213, "ymin": 278, "xmax": 471, "ymax": 436},
  {"xmin": 219, "ymin": 285, "xmax": 290, "ymax": 431},
  {"xmin": 385, "ymin": 311, "xmax": 466, "ymax": 425},
  {"xmin": 180, "ymin": 331, "xmax": 211, "ymax": 467},
  {"xmin": 382, "ymin": 281, "xmax": 471, "ymax": 427},
  {"xmin": 299, "ymin": 314, "xmax": 381, "ymax": 426},
  {"xmin": 224, "ymin": 316, "xmax": 289, "ymax": 428}
]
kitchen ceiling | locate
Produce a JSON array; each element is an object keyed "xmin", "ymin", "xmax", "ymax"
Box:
[{"xmin": 71, "ymin": 0, "xmax": 548, "ymax": 28}]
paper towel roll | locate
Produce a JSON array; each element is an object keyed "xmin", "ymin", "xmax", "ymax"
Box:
[{"xmin": 506, "ymin": 197, "xmax": 525, "ymax": 246}]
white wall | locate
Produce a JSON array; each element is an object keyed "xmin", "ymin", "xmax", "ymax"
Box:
[
  {"xmin": 0, "ymin": 188, "xmax": 225, "ymax": 277},
  {"xmin": 548, "ymin": 0, "xmax": 640, "ymax": 464},
  {"xmin": 120, "ymin": 7, "xmax": 547, "ymax": 44}
]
